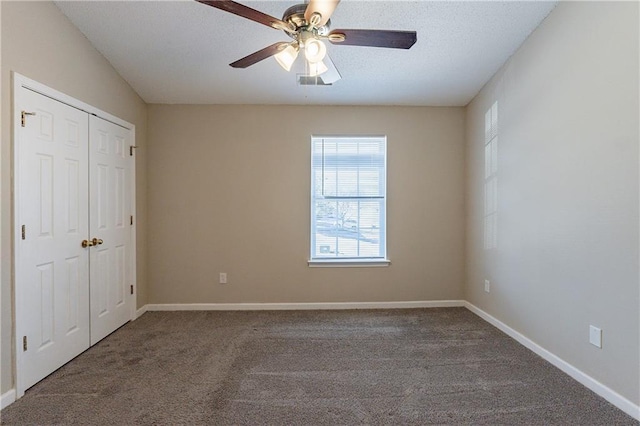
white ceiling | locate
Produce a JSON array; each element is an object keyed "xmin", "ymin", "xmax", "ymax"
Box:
[{"xmin": 55, "ymin": 1, "xmax": 557, "ymax": 106}]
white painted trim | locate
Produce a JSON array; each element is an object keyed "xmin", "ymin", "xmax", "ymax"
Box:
[
  {"xmin": 135, "ymin": 305, "xmax": 148, "ymax": 319},
  {"xmin": 13, "ymin": 71, "xmax": 28, "ymax": 399},
  {"xmin": 13, "ymin": 73, "xmax": 133, "ymax": 130},
  {"xmin": 1, "ymin": 389, "xmax": 16, "ymax": 410},
  {"xmin": 147, "ymin": 300, "xmax": 465, "ymax": 311},
  {"xmin": 464, "ymin": 302, "xmax": 640, "ymax": 421},
  {"xmin": 129, "ymin": 125, "xmax": 137, "ymax": 322},
  {"xmin": 308, "ymin": 259, "xmax": 391, "ymax": 267}
]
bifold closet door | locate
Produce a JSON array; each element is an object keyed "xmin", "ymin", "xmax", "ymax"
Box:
[
  {"xmin": 16, "ymin": 82, "xmax": 135, "ymax": 393},
  {"xmin": 89, "ymin": 115, "xmax": 133, "ymax": 345},
  {"xmin": 18, "ymin": 88, "xmax": 91, "ymax": 391}
]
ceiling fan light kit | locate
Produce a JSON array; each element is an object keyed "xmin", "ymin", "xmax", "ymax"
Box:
[
  {"xmin": 307, "ymin": 60, "xmax": 329, "ymax": 77},
  {"xmin": 274, "ymin": 43, "xmax": 299, "ymax": 72},
  {"xmin": 304, "ymin": 39, "xmax": 327, "ymax": 63},
  {"xmin": 197, "ymin": 0, "xmax": 417, "ymax": 83}
]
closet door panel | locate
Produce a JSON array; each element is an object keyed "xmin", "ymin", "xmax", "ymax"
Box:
[
  {"xmin": 17, "ymin": 88, "xmax": 90, "ymax": 391},
  {"xmin": 89, "ymin": 115, "xmax": 133, "ymax": 345}
]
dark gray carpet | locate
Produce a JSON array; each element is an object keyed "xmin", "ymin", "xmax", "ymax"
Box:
[{"xmin": 1, "ymin": 308, "xmax": 636, "ymax": 425}]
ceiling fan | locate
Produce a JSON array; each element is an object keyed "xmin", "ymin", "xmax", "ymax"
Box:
[{"xmin": 196, "ymin": 0, "xmax": 417, "ymax": 85}]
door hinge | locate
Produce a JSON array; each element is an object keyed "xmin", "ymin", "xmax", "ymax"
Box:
[
  {"xmin": 129, "ymin": 146, "xmax": 138, "ymax": 156},
  {"xmin": 21, "ymin": 225, "xmax": 26, "ymax": 240},
  {"xmin": 130, "ymin": 216, "xmax": 134, "ymax": 225},
  {"xmin": 23, "ymin": 336, "xmax": 27, "ymax": 351},
  {"xmin": 21, "ymin": 111, "xmax": 36, "ymax": 127},
  {"xmin": 130, "ymin": 285, "xmax": 134, "ymax": 295}
]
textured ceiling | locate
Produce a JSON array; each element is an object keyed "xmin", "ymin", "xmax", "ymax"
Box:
[{"xmin": 55, "ymin": 1, "xmax": 557, "ymax": 106}]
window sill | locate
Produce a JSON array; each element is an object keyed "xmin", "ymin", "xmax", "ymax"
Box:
[{"xmin": 308, "ymin": 259, "xmax": 391, "ymax": 268}]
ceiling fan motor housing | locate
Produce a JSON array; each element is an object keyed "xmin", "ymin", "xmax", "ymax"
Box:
[{"xmin": 283, "ymin": 3, "xmax": 331, "ymax": 42}]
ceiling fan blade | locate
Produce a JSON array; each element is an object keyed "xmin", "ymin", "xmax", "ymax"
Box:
[
  {"xmin": 230, "ymin": 42, "xmax": 289, "ymax": 68},
  {"xmin": 304, "ymin": 0, "xmax": 340, "ymax": 27},
  {"xmin": 321, "ymin": 54, "xmax": 341, "ymax": 84},
  {"xmin": 197, "ymin": 0, "xmax": 293, "ymax": 32},
  {"xmin": 329, "ymin": 29, "xmax": 417, "ymax": 49}
]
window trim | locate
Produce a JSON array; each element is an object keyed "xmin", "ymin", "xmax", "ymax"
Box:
[
  {"xmin": 308, "ymin": 259, "xmax": 391, "ymax": 268},
  {"xmin": 309, "ymin": 135, "xmax": 388, "ymax": 266}
]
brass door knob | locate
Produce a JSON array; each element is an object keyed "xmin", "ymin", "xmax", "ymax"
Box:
[
  {"xmin": 92, "ymin": 238, "xmax": 104, "ymax": 246},
  {"xmin": 81, "ymin": 239, "xmax": 94, "ymax": 248}
]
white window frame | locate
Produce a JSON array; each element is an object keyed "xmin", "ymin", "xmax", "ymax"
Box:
[{"xmin": 308, "ymin": 135, "xmax": 390, "ymax": 267}]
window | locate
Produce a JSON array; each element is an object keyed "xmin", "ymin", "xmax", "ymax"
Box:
[
  {"xmin": 310, "ymin": 136, "xmax": 388, "ymax": 265},
  {"xmin": 484, "ymin": 101, "xmax": 498, "ymax": 250}
]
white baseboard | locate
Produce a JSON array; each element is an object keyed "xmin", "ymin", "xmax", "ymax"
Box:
[
  {"xmin": 1, "ymin": 389, "xmax": 16, "ymax": 410},
  {"xmin": 145, "ymin": 300, "xmax": 465, "ymax": 311},
  {"xmin": 464, "ymin": 302, "xmax": 640, "ymax": 421},
  {"xmin": 135, "ymin": 305, "xmax": 148, "ymax": 319}
]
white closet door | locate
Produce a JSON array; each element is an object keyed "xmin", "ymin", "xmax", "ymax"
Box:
[
  {"xmin": 89, "ymin": 115, "xmax": 133, "ymax": 345},
  {"xmin": 17, "ymin": 88, "xmax": 90, "ymax": 391}
]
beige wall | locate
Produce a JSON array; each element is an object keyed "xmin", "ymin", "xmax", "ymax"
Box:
[
  {"xmin": 147, "ymin": 105, "xmax": 466, "ymax": 305},
  {"xmin": 1, "ymin": 1, "xmax": 148, "ymax": 394},
  {"xmin": 465, "ymin": 1, "xmax": 639, "ymax": 404}
]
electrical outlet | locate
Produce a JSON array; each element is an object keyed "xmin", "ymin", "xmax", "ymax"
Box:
[
  {"xmin": 219, "ymin": 273, "xmax": 227, "ymax": 284},
  {"xmin": 484, "ymin": 279, "xmax": 490, "ymax": 293},
  {"xmin": 589, "ymin": 325, "xmax": 602, "ymax": 348}
]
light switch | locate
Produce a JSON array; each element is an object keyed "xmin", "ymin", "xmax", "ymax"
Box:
[{"xmin": 589, "ymin": 325, "xmax": 602, "ymax": 348}]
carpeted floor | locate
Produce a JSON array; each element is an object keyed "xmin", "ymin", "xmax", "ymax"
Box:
[{"xmin": 1, "ymin": 308, "xmax": 637, "ymax": 425}]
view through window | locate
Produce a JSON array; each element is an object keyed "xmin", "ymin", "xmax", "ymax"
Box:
[{"xmin": 310, "ymin": 136, "xmax": 387, "ymax": 260}]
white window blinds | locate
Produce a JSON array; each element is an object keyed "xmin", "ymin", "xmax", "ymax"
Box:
[{"xmin": 310, "ymin": 136, "xmax": 387, "ymax": 260}]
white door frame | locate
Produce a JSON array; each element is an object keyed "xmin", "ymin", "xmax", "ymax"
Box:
[{"xmin": 12, "ymin": 72, "xmax": 137, "ymax": 398}]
